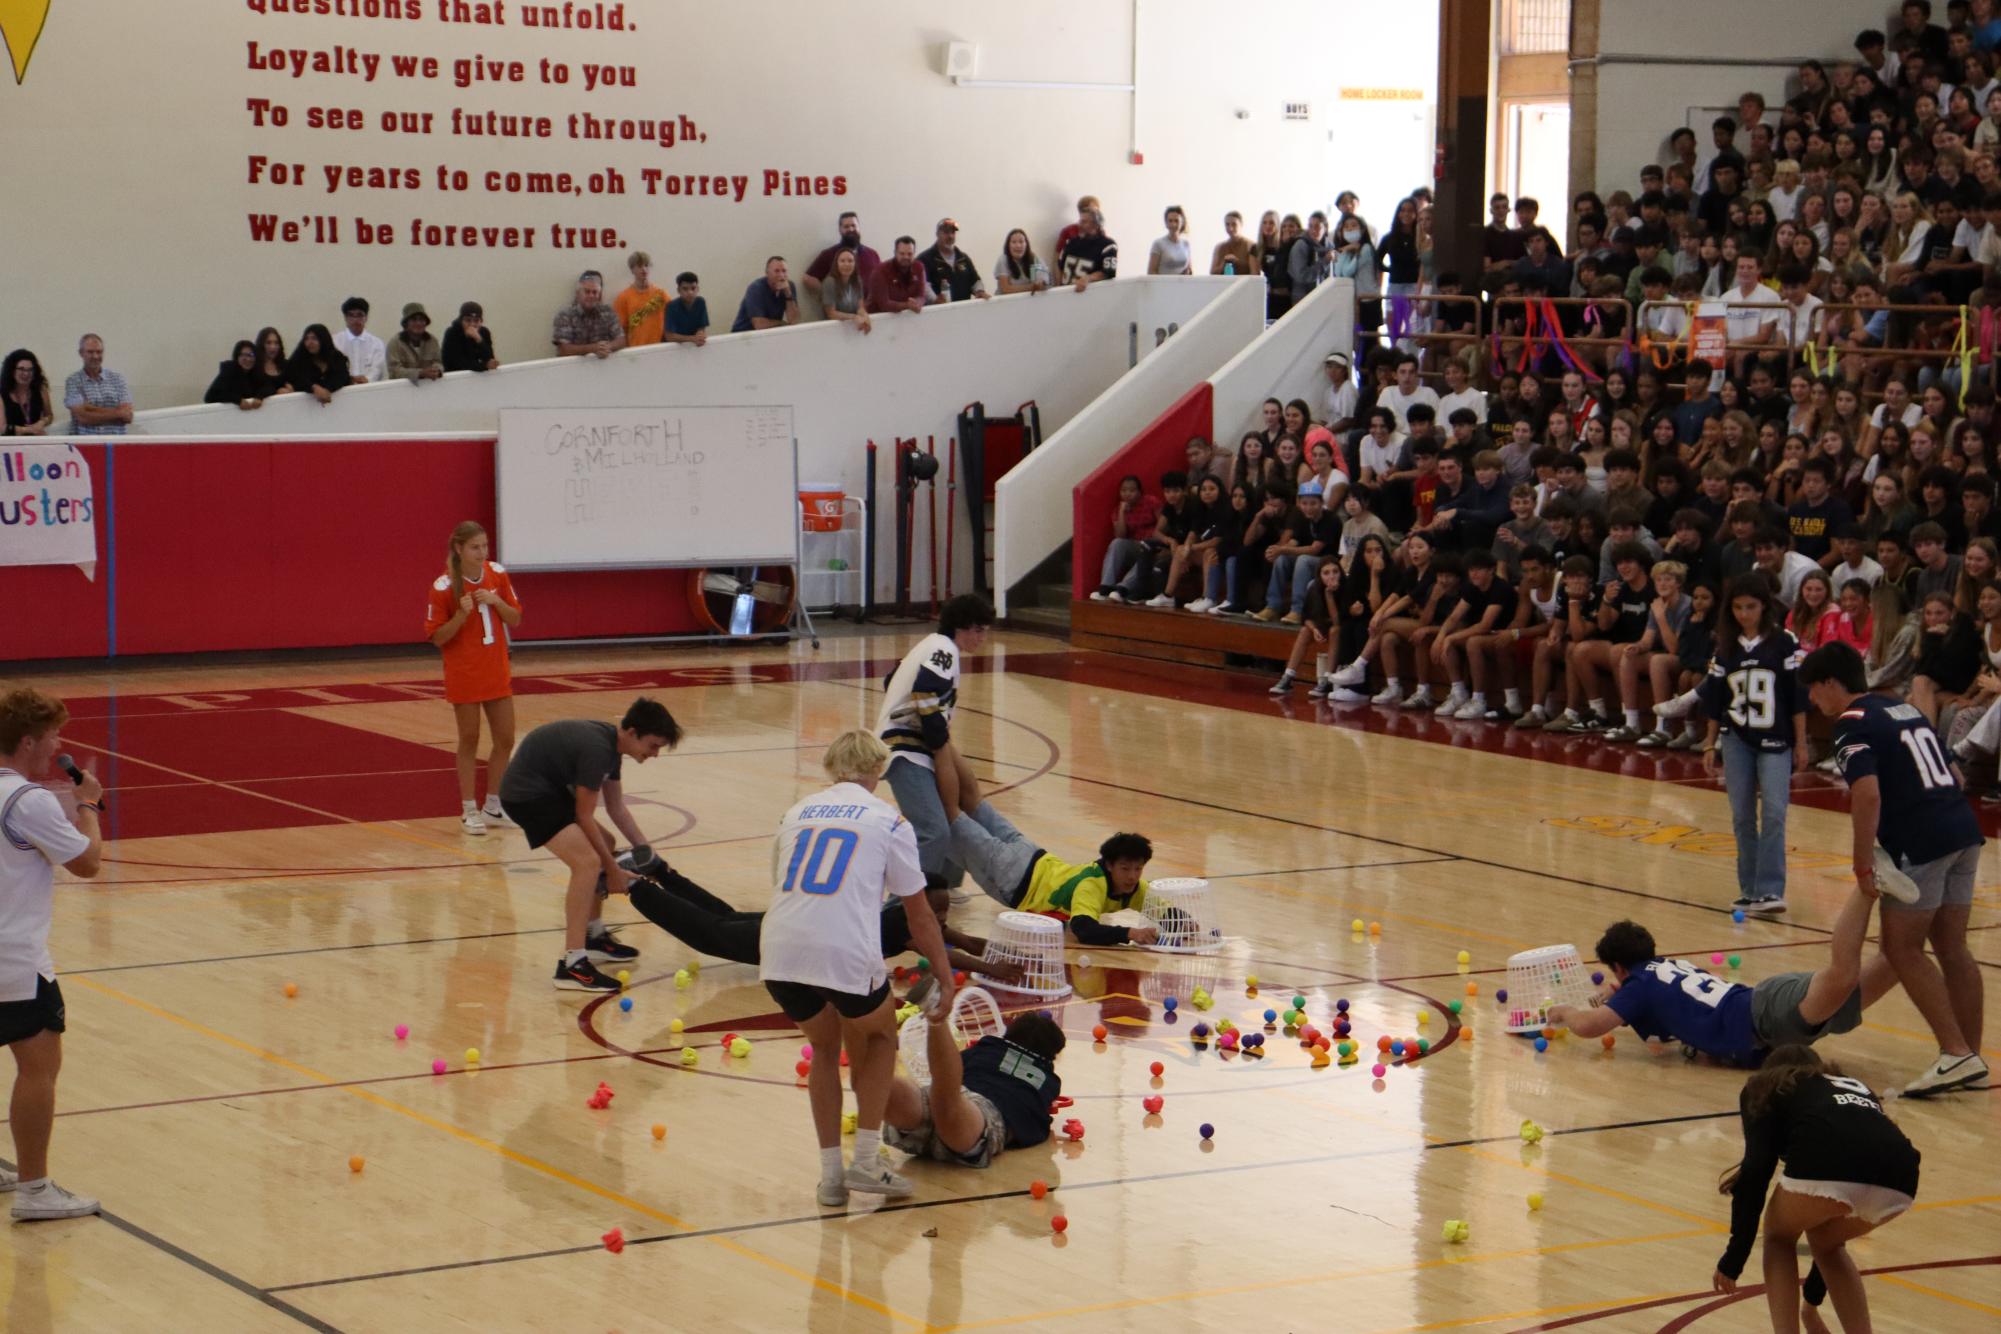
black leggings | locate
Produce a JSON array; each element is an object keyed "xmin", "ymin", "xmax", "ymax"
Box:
[{"xmin": 626, "ymin": 871, "xmax": 763, "ymax": 965}]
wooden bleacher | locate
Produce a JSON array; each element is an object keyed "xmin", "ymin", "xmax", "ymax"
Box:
[{"xmin": 1069, "ymin": 599, "xmax": 1299, "ymax": 669}]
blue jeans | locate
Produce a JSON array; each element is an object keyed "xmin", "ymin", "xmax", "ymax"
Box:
[
  {"xmin": 1099, "ymin": 539, "xmax": 1154, "ymax": 597},
  {"xmin": 1264, "ymin": 554, "xmax": 1323, "ymax": 614},
  {"xmin": 886, "ymin": 755, "xmax": 958, "ymax": 885},
  {"xmin": 948, "ymin": 803, "xmax": 1044, "ymax": 907},
  {"xmin": 1720, "ymin": 731, "xmax": 1791, "ymax": 900}
]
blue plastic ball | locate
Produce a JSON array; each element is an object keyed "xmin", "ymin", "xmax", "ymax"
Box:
[
  {"xmin": 1263, "ymin": 1009, "xmax": 1278, "ymax": 1024},
  {"xmin": 1162, "ymin": 996, "xmax": 1177, "ymax": 1011},
  {"xmin": 1496, "ymin": 988, "xmax": 1509, "ymax": 1003},
  {"xmin": 619, "ymin": 997, "xmax": 633, "ymax": 1012},
  {"xmin": 1534, "ymin": 1037, "xmax": 1549, "ymax": 1053},
  {"xmin": 1732, "ymin": 909, "xmax": 1747, "ymax": 923},
  {"xmin": 1199, "ymin": 1123, "xmax": 1215, "ymax": 1140},
  {"xmin": 1390, "ymin": 1040, "xmax": 1405, "ymax": 1056},
  {"xmin": 1335, "ymin": 998, "xmax": 1350, "ymax": 1013},
  {"xmin": 1191, "ymin": 1022, "xmax": 1210, "ymax": 1038}
]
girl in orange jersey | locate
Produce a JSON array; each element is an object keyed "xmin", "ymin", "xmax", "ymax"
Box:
[{"xmin": 425, "ymin": 521, "xmax": 523, "ymax": 834}]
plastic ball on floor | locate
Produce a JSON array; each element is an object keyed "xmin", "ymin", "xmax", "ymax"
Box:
[
  {"xmin": 801, "ymin": 1044, "xmax": 814, "ymax": 1061},
  {"xmin": 348, "ymin": 1155, "xmax": 364, "ymax": 1173},
  {"xmin": 1092, "ymin": 1024, "xmax": 1108, "ymax": 1042},
  {"xmin": 1371, "ymin": 1063, "xmax": 1387, "ymax": 1078},
  {"xmin": 394, "ymin": 1024, "xmax": 409, "ymax": 1041},
  {"xmin": 669, "ymin": 1018, "xmax": 684, "ymax": 1034},
  {"xmin": 1337, "ymin": 1041, "xmax": 1353, "ymax": 1057},
  {"xmin": 915, "ymin": 958, "xmax": 930, "ymax": 972},
  {"xmin": 1711, "ymin": 952, "xmax": 1725, "ymax": 965},
  {"xmin": 1263, "ymin": 1009, "xmax": 1278, "ymax": 1024},
  {"xmin": 1334, "ymin": 1019, "xmax": 1351, "ymax": 1037},
  {"xmin": 283, "ymin": 982, "xmax": 298, "ymax": 999},
  {"xmin": 602, "ymin": 1226, "xmax": 625, "ymax": 1255},
  {"xmin": 465, "ymin": 1047, "xmax": 480, "ymax": 1063},
  {"xmin": 1198, "ymin": 1122, "xmax": 1214, "ymax": 1140},
  {"xmin": 1350, "ymin": 918, "xmax": 1365, "ymax": 932},
  {"xmin": 1728, "ymin": 954, "xmax": 1741, "ymax": 969},
  {"xmin": 1590, "ymin": 971, "xmax": 1605, "ymax": 986},
  {"xmin": 617, "ymin": 970, "xmax": 631, "ymax": 985},
  {"xmin": 1465, "ymin": 981, "xmax": 1479, "ymax": 997},
  {"xmin": 1219, "ymin": 1031, "xmax": 1239, "ymax": 1050},
  {"xmin": 1389, "ymin": 1040, "xmax": 1405, "ymax": 1056},
  {"xmin": 1051, "ymin": 1215, "xmax": 1068, "ymax": 1233},
  {"xmin": 1335, "ymin": 998, "xmax": 1350, "ymax": 1013},
  {"xmin": 619, "ymin": 997, "xmax": 633, "ymax": 1012},
  {"xmin": 1190, "ymin": 1022, "xmax": 1210, "ymax": 1039},
  {"xmin": 1527, "ymin": 1192, "xmax": 1544, "ymax": 1211},
  {"xmin": 1733, "ymin": 908, "xmax": 1747, "ymax": 924},
  {"xmin": 1142, "ymin": 1095, "xmax": 1163, "ymax": 1114},
  {"xmin": 1162, "ymin": 996, "xmax": 1177, "ymax": 1012},
  {"xmin": 1456, "ymin": 950, "xmax": 1471, "ymax": 964},
  {"xmin": 1461, "ymin": 1026, "xmax": 1475, "ymax": 1041},
  {"xmin": 674, "ymin": 970, "xmax": 692, "ymax": 990},
  {"xmin": 729, "ymin": 1038, "xmax": 752, "ymax": 1058},
  {"xmin": 432, "ymin": 1059, "xmax": 448, "ymax": 1075},
  {"xmin": 1416, "ymin": 1039, "xmax": 1430, "ymax": 1054},
  {"xmin": 1495, "ymin": 988, "xmax": 1509, "ymax": 1003},
  {"xmin": 649, "ymin": 1123, "xmax": 667, "ymax": 1141},
  {"xmin": 795, "ymin": 1059, "xmax": 812, "ymax": 1078},
  {"xmin": 1292, "ymin": 994, "xmax": 1306, "ymax": 1010},
  {"xmin": 1601, "ymin": 1033, "xmax": 1616, "ymax": 1050},
  {"xmin": 1150, "ymin": 1061, "xmax": 1164, "ymax": 1077},
  {"xmin": 1312, "ymin": 1049, "xmax": 1330, "ymax": 1068},
  {"xmin": 1448, "ymin": 1000, "xmax": 1463, "ymax": 1015},
  {"xmin": 1369, "ymin": 922, "xmax": 1382, "ymax": 936},
  {"xmin": 1030, "ymin": 1179, "xmax": 1049, "ymax": 1199},
  {"xmin": 1442, "ymin": 1218, "xmax": 1470, "ymax": 1244},
  {"xmin": 1533, "ymin": 1037, "xmax": 1549, "ymax": 1053},
  {"xmin": 1520, "ymin": 1119, "xmax": 1545, "ymax": 1143},
  {"xmin": 1245, "ymin": 974, "xmax": 1258, "ymax": 989},
  {"xmin": 841, "ymin": 1111, "xmax": 857, "ymax": 1135},
  {"xmin": 680, "ymin": 1047, "xmax": 699, "ymax": 1067},
  {"xmin": 1417, "ymin": 1009, "xmax": 1430, "ymax": 1025},
  {"xmin": 1377, "ymin": 1035, "xmax": 1392, "ymax": 1052}
]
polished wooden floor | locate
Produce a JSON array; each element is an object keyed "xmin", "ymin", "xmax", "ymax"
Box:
[{"xmin": 2, "ymin": 629, "xmax": 1997, "ymax": 1333}]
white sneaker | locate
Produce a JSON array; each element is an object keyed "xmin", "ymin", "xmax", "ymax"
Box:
[
  {"xmin": 1207, "ymin": 601, "xmax": 1236, "ymax": 615},
  {"xmin": 1144, "ymin": 594, "xmax": 1175, "ymax": 608},
  {"xmin": 1330, "ymin": 660, "xmax": 1368, "ymax": 686},
  {"xmin": 816, "ymin": 1177, "xmax": 850, "ymax": 1207},
  {"xmin": 1370, "ymin": 683, "xmax": 1402, "ymax": 705},
  {"xmin": 1088, "ymin": 590, "xmax": 1111, "ymax": 602},
  {"xmin": 1870, "ymin": 848, "xmax": 1923, "ymax": 905},
  {"xmin": 1449, "ymin": 697, "xmax": 1487, "ymax": 720},
  {"xmin": 1331, "ymin": 687, "xmax": 1373, "ymax": 702},
  {"xmin": 1106, "ymin": 590, "xmax": 1129, "ymax": 604},
  {"xmin": 843, "ymin": 1161, "xmax": 915, "ymax": 1198},
  {"xmin": 1653, "ymin": 693, "xmax": 1692, "ymax": 720},
  {"xmin": 1184, "ymin": 598, "xmax": 1215, "ymax": 614},
  {"xmin": 0, "ymin": 1167, "xmax": 14, "ymax": 1193},
  {"xmin": 460, "ymin": 810, "xmax": 488, "ymax": 836},
  {"xmin": 481, "ymin": 801, "xmax": 513, "ymax": 826},
  {"xmin": 1439, "ymin": 690, "xmax": 1471, "ymax": 715},
  {"xmin": 1902, "ymin": 1051, "xmax": 1989, "ymax": 1097},
  {"xmin": 10, "ymin": 1179, "xmax": 99, "ymax": 1221},
  {"xmin": 1400, "ymin": 687, "xmax": 1434, "ymax": 710}
]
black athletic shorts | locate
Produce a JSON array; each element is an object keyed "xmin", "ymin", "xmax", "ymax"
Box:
[
  {"xmin": 765, "ymin": 978, "xmax": 892, "ymax": 1023},
  {"xmin": 501, "ymin": 794, "xmax": 577, "ymax": 850},
  {"xmin": 0, "ymin": 976, "xmax": 66, "ymax": 1046}
]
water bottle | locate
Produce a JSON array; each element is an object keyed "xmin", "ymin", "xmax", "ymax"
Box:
[{"xmin": 1224, "ymin": 260, "xmax": 1236, "ymax": 275}]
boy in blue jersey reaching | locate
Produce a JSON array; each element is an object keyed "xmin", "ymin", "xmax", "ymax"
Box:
[
  {"xmin": 1549, "ymin": 870, "xmax": 1906, "ymax": 1067},
  {"xmin": 1800, "ymin": 640, "xmax": 1989, "ymax": 1096}
]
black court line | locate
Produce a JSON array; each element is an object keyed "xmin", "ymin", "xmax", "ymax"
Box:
[
  {"xmin": 0, "ymin": 1153, "xmax": 339, "ymax": 1331},
  {"xmin": 266, "ymin": 1105, "xmax": 1741, "ymax": 1294},
  {"xmin": 65, "ymin": 925, "xmax": 569, "ymax": 976},
  {"xmin": 1205, "ymin": 856, "xmax": 1461, "ymax": 881}
]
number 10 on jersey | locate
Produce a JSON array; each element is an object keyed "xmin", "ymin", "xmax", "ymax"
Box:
[{"xmin": 781, "ymin": 827, "xmax": 858, "ymax": 895}]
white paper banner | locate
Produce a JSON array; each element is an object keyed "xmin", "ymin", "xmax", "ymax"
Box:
[{"xmin": 0, "ymin": 445, "xmax": 98, "ymax": 580}]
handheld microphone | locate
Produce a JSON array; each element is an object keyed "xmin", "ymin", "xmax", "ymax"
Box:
[{"xmin": 55, "ymin": 753, "xmax": 103, "ymax": 813}]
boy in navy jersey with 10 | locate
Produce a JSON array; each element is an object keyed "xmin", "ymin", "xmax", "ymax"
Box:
[{"xmin": 1800, "ymin": 641, "xmax": 1989, "ymax": 1097}]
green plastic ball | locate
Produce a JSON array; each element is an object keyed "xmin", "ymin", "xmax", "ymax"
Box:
[{"xmin": 1448, "ymin": 999, "xmax": 1463, "ymax": 1014}]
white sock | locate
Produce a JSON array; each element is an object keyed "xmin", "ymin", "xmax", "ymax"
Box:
[
  {"xmin": 483, "ymin": 795, "xmax": 503, "ymax": 814},
  {"xmin": 1385, "ymin": 677, "xmax": 1401, "ymax": 691},
  {"xmin": 1624, "ymin": 708, "xmax": 1643, "ymax": 730},
  {"xmin": 462, "ymin": 799, "xmax": 479, "ymax": 815},
  {"xmin": 587, "ymin": 917, "xmax": 604, "ymax": 935},
  {"xmin": 565, "ymin": 948, "xmax": 588, "ymax": 967},
  {"xmin": 820, "ymin": 1146, "xmax": 845, "ymax": 1182},
  {"xmin": 1469, "ymin": 693, "xmax": 1487, "ymax": 709},
  {"xmin": 1412, "ymin": 684, "xmax": 1431, "ymax": 698},
  {"xmin": 853, "ymin": 1128, "xmax": 882, "ymax": 1165},
  {"xmin": 1588, "ymin": 697, "xmax": 1607, "ymax": 718},
  {"xmin": 17, "ymin": 1177, "xmax": 48, "ymax": 1191},
  {"xmin": 1505, "ymin": 689, "xmax": 1523, "ymax": 711},
  {"xmin": 1446, "ymin": 683, "xmax": 1468, "ymax": 699}
]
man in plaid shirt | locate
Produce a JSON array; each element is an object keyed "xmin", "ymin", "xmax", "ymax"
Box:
[{"xmin": 63, "ymin": 336, "xmax": 132, "ymax": 436}]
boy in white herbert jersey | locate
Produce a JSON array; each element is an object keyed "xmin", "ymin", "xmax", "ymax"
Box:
[{"xmin": 761, "ymin": 731, "xmax": 952, "ymax": 1207}]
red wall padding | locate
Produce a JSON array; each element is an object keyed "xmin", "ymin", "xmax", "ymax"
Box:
[
  {"xmin": 1070, "ymin": 384, "xmax": 1214, "ymax": 600},
  {"xmin": 1, "ymin": 438, "xmax": 704, "ymax": 662}
]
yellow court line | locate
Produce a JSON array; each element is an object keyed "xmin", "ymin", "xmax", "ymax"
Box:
[
  {"xmin": 65, "ymin": 975, "xmax": 928, "ymax": 1330},
  {"xmin": 1876, "ymin": 1273, "xmax": 2001, "ymax": 1317},
  {"xmin": 929, "ymin": 1226, "xmax": 1718, "ymax": 1333},
  {"xmin": 1907, "ymin": 1191, "xmax": 2001, "ymax": 1213},
  {"xmin": 1456, "ymin": 1144, "xmax": 1724, "ymax": 1230},
  {"xmin": 1375, "ymin": 1289, "xmax": 1691, "ymax": 1334},
  {"xmin": 1858, "ymin": 1018, "xmax": 2001, "ymax": 1062}
]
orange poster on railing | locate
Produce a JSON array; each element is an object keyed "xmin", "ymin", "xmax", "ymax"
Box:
[{"xmin": 1690, "ymin": 302, "xmax": 1729, "ymax": 387}]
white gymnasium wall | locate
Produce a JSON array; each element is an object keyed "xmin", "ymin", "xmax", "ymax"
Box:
[
  {"xmin": 136, "ymin": 277, "xmax": 1236, "ymax": 602},
  {"xmin": 0, "ymin": 0, "xmax": 1438, "ymax": 414},
  {"xmin": 992, "ymin": 278, "xmax": 1267, "ymax": 613},
  {"xmin": 1589, "ymin": 1, "xmax": 1892, "ymax": 192},
  {"xmin": 1207, "ymin": 277, "xmax": 1357, "ymax": 447}
]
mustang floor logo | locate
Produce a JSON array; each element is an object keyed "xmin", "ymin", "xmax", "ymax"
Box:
[{"xmin": 1, "ymin": 0, "xmax": 51, "ymax": 85}]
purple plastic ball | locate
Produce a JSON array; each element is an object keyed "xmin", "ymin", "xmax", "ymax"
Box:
[
  {"xmin": 1199, "ymin": 1123, "xmax": 1215, "ymax": 1139},
  {"xmin": 1496, "ymin": 988, "xmax": 1509, "ymax": 1003},
  {"xmin": 1590, "ymin": 971, "xmax": 1605, "ymax": 986},
  {"xmin": 1335, "ymin": 998, "xmax": 1350, "ymax": 1013}
]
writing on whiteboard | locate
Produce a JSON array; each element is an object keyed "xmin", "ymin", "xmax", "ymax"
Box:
[{"xmin": 543, "ymin": 418, "xmax": 707, "ymax": 471}]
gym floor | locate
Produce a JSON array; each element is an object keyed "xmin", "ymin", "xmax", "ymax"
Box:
[{"xmin": 4, "ymin": 629, "xmax": 1997, "ymax": 1332}]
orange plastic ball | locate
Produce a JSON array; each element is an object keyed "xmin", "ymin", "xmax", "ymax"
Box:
[
  {"xmin": 1030, "ymin": 1180, "xmax": 1049, "ymax": 1200},
  {"xmin": 1601, "ymin": 1034, "xmax": 1616, "ymax": 1050},
  {"xmin": 348, "ymin": 1155, "xmax": 364, "ymax": 1173},
  {"xmin": 1465, "ymin": 982, "xmax": 1478, "ymax": 996},
  {"xmin": 1092, "ymin": 1025, "xmax": 1108, "ymax": 1042},
  {"xmin": 283, "ymin": 982, "xmax": 298, "ymax": 998},
  {"xmin": 1377, "ymin": 1035, "xmax": 1393, "ymax": 1052}
]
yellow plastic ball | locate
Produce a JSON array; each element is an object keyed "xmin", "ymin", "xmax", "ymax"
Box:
[
  {"xmin": 1527, "ymin": 1192, "xmax": 1545, "ymax": 1211},
  {"xmin": 464, "ymin": 1047, "xmax": 480, "ymax": 1064},
  {"xmin": 729, "ymin": 1038, "xmax": 752, "ymax": 1058},
  {"xmin": 679, "ymin": 1047, "xmax": 699, "ymax": 1067},
  {"xmin": 1417, "ymin": 1010, "xmax": 1430, "ymax": 1025},
  {"xmin": 841, "ymin": 1111, "xmax": 858, "ymax": 1135},
  {"xmin": 617, "ymin": 970, "xmax": 631, "ymax": 985},
  {"xmin": 1456, "ymin": 950, "xmax": 1471, "ymax": 964},
  {"xmin": 673, "ymin": 969, "xmax": 692, "ymax": 990},
  {"xmin": 669, "ymin": 1018, "xmax": 685, "ymax": 1034},
  {"xmin": 1350, "ymin": 918, "xmax": 1365, "ymax": 933}
]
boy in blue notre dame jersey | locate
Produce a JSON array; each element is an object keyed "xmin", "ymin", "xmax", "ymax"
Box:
[
  {"xmin": 883, "ymin": 1009, "xmax": 1065, "ymax": 1169},
  {"xmin": 875, "ymin": 595, "xmax": 996, "ymax": 888},
  {"xmin": 1800, "ymin": 641, "xmax": 1989, "ymax": 1097},
  {"xmin": 1549, "ymin": 877, "xmax": 1896, "ymax": 1067}
]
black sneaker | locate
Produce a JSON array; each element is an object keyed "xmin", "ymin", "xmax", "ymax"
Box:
[
  {"xmin": 1730, "ymin": 895, "xmax": 1755, "ymax": 912},
  {"xmin": 585, "ymin": 928, "xmax": 640, "ymax": 963},
  {"xmin": 1745, "ymin": 897, "xmax": 1788, "ymax": 918},
  {"xmin": 555, "ymin": 957, "xmax": 621, "ymax": 991}
]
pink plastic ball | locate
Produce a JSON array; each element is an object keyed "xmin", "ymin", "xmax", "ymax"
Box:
[
  {"xmin": 431, "ymin": 1059, "xmax": 448, "ymax": 1075},
  {"xmin": 1371, "ymin": 1063, "xmax": 1387, "ymax": 1078},
  {"xmin": 394, "ymin": 1024, "xmax": 409, "ymax": 1040}
]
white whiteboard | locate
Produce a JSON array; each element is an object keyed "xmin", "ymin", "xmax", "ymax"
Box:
[{"xmin": 496, "ymin": 405, "xmax": 796, "ymax": 571}]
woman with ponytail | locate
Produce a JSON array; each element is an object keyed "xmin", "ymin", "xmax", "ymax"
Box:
[
  {"xmin": 424, "ymin": 521, "xmax": 524, "ymax": 834},
  {"xmin": 1711, "ymin": 1044, "xmax": 1920, "ymax": 1332}
]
